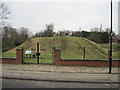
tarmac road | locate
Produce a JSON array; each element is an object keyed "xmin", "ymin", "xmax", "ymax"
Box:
[
  {"xmin": 2, "ymin": 70, "xmax": 119, "ymax": 83},
  {"xmin": 2, "ymin": 64, "xmax": 120, "ymax": 89},
  {"xmin": 2, "ymin": 79, "xmax": 119, "ymax": 88}
]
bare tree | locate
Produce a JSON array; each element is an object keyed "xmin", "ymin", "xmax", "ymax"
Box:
[
  {"xmin": 44, "ymin": 23, "xmax": 54, "ymax": 37},
  {"xmin": 0, "ymin": 2, "xmax": 10, "ymax": 28},
  {"xmin": 0, "ymin": 2, "xmax": 11, "ymax": 52},
  {"xmin": 105, "ymin": 28, "xmax": 110, "ymax": 33},
  {"xmin": 18, "ymin": 27, "xmax": 32, "ymax": 42}
]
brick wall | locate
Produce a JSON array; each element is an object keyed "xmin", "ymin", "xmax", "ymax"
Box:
[
  {"xmin": 1, "ymin": 57, "xmax": 17, "ymax": 64},
  {"xmin": 1, "ymin": 48, "xmax": 23, "ymax": 64},
  {"xmin": 54, "ymin": 49, "xmax": 120, "ymax": 67}
]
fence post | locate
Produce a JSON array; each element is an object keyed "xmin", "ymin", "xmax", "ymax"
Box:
[
  {"xmin": 118, "ymin": 45, "xmax": 120, "ymax": 60},
  {"xmin": 108, "ymin": 49, "xmax": 110, "ymax": 60},
  {"xmin": 16, "ymin": 48, "xmax": 24, "ymax": 64},
  {"xmin": 52, "ymin": 47, "xmax": 56, "ymax": 60},
  {"xmin": 83, "ymin": 47, "xmax": 85, "ymax": 60}
]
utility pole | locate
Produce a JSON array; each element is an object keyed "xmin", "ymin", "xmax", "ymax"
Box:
[{"xmin": 109, "ymin": 0, "xmax": 113, "ymax": 74}]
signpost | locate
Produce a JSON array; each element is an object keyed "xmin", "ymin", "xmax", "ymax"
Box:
[
  {"xmin": 83, "ymin": 47, "xmax": 85, "ymax": 60},
  {"xmin": 36, "ymin": 42, "xmax": 40, "ymax": 64}
]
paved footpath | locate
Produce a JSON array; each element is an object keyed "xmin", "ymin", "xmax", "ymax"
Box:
[{"xmin": 1, "ymin": 64, "xmax": 120, "ymax": 83}]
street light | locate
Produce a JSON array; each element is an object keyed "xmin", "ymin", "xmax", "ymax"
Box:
[{"xmin": 109, "ymin": 0, "xmax": 113, "ymax": 74}]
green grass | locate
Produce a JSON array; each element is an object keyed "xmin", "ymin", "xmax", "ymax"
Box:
[
  {"xmin": 2, "ymin": 52, "xmax": 16, "ymax": 57},
  {"xmin": 59, "ymin": 37, "xmax": 108, "ymax": 59},
  {"xmin": 23, "ymin": 57, "xmax": 54, "ymax": 64},
  {"xmin": 100, "ymin": 43, "xmax": 119, "ymax": 51},
  {"xmin": 100, "ymin": 43, "xmax": 120, "ymax": 60}
]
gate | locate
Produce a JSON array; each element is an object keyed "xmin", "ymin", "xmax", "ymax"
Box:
[{"xmin": 23, "ymin": 48, "xmax": 54, "ymax": 64}]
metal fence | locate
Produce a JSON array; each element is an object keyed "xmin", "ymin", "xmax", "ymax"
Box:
[
  {"xmin": 23, "ymin": 48, "xmax": 54, "ymax": 64},
  {"xmin": 57, "ymin": 46, "xmax": 119, "ymax": 60}
]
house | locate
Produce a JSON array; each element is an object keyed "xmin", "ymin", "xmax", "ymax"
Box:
[{"xmin": 112, "ymin": 35, "xmax": 120, "ymax": 43}]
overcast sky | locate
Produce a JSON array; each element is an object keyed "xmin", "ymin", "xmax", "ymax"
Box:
[{"xmin": 3, "ymin": 0, "xmax": 119, "ymax": 34}]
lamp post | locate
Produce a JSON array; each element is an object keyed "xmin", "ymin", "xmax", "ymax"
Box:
[{"xmin": 109, "ymin": 0, "xmax": 113, "ymax": 74}]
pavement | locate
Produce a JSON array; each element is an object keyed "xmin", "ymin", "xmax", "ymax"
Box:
[{"xmin": 1, "ymin": 64, "xmax": 120, "ymax": 83}]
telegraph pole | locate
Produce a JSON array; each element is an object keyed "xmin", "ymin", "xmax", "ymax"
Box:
[{"xmin": 109, "ymin": 0, "xmax": 113, "ymax": 74}]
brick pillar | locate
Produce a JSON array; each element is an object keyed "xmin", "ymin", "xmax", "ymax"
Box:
[
  {"xmin": 54, "ymin": 49, "xmax": 61, "ymax": 65},
  {"xmin": 16, "ymin": 48, "xmax": 24, "ymax": 64}
]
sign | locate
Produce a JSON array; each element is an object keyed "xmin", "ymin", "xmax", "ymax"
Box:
[{"xmin": 25, "ymin": 50, "xmax": 32, "ymax": 55}]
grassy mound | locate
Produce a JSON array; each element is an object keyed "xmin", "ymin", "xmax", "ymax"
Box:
[{"xmin": 3, "ymin": 37, "xmax": 110, "ymax": 60}]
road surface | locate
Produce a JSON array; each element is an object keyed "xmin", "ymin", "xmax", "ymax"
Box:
[{"xmin": 2, "ymin": 79, "xmax": 119, "ymax": 88}]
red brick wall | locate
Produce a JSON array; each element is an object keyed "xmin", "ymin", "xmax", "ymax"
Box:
[
  {"xmin": 60, "ymin": 59, "xmax": 120, "ymax": 67},
  {"xmin": 54, "ymin": 50, "xmax": 120, "ymax": 67},
  {"xmin": 1, "ymin": 58, "xmax": 17, "ymax": 64},
  {"xmin": 1, "ymin": 48, "xmax": 23, "ymax": 64}
]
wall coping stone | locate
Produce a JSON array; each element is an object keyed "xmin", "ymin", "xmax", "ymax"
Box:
[
  {"xmin": 1, "ymin": 57, "xmax": 16, "ymax": 59},
  {"xmin": 61, "ymin": 59, "xmax": 120, "ymax": 62}
]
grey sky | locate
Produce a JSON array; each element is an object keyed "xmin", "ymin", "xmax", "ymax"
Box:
[{"xmin": 4, "ymin": 0, "xmax": 119, "ymax": 34}]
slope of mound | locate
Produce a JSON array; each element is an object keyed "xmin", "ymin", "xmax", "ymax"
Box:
[{"xmin": 100, "ymin": 43, "xmax": 119, "ymax": 59}]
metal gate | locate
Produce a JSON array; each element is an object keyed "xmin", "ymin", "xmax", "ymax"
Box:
[{"xmin": 23, "ymin": 48, "xmax": 54, "ymax": 64}]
